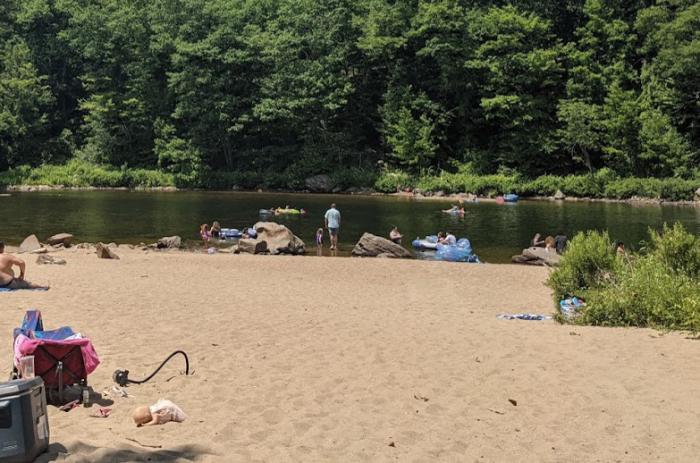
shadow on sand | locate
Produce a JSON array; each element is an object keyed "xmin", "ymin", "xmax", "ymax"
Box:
[{"xmin": 36, "ymin": 442, "xmax": 213, "ymax": 462}]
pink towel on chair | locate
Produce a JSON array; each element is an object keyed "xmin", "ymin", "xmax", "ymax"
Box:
[{"xmin": 14, "ymin": 334, "xmax": 100, "ymax": 375}]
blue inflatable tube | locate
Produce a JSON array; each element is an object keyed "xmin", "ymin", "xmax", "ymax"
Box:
[
  {"xmin": 503, "ymin": 194, "xmax": 519, "ymax": 203},
  {"xmin": 435, "ymin": 238, "xmax": 480, "ymax": 263},
  {"xmin": 412, "ymin": 235, "xmax": 439, "ymax": 250},
  {"xmin": 220, "ymin": 228, "xmax": 242, "ymax": 239}
]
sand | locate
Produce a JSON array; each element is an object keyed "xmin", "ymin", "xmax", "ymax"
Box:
[{"xmin": 2, "ymin": 247, "xmax": 700, "ymax": 462}]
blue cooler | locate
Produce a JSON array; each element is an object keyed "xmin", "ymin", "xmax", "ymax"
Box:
[{"xmin": 0, "ymin": 377, "xmax": 49, "ymax": 462}]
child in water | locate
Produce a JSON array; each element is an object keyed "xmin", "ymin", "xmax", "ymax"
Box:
[{"xmin": 315, "ymin": 228, "xmax": 324, "ymax": 247}]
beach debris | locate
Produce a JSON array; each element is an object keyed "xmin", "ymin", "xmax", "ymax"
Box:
[
  {"xmin": 59, "ymin": 400, "xmax": 80, "ymax": 412},
  {"xmin": 413, "ymin": 394, "xmax": 429, "ymax": 402},
  {"xmin": 508, "ymin": 399, "xmax": 518, "ymax": 407},
  {"xmin": 156, "ymin": 236, "xmax": 182, "ymax": 249},
  {"xmin": 125, "ymin": 437, "xmax": 162, "ymax": 449},
  {"xmin": 388, "ymin": 441, "xmax": 396, "ymax": 448},
  {"xmin": 351, "ymin": 233, "xmax": 412, "ymax": 258},
  {"xmin": 497, "ymin": 313, "xmax": 552, "ymax": 321},
  {"xmin": 111, "ymin": 386, "xmax": 129, "ymax": 398},
  {"xmin": 36, "ymin": 255, "xmax": 66, "ymax": 265},
  {"xmin": 90, "ymin": 407, "xmax": 112, "ymax": 418},
  {"xmin": 569, "ymin": 331, "xmax": 580, "ymax": 336},
  {"xmin": 475, "ymin": 356, "xmax": 482, "ymax": 363},
  {"xmin": 488, "ymin": 408, "xmax": 505, "ymax": 415},
  {"xmin": 46, "ymin": 233, "xmax": 74, "ymax": 247},
  {"xmin": 559, "ymin": 297, "xmax": 585, "ymax": 319},
  {"xmin": 96, "ymin": 243, "xmax": 120, "ymax": 259},
  {"xmin": 19, "ymin": 234, "xmax": 42, "ymax": 253}
]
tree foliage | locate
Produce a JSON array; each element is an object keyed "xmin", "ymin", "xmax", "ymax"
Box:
[{"xmin": 0, "ymin": 0, "xmax": 698, "ymax": 180}]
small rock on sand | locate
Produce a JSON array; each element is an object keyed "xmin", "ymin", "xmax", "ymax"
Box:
[
  {"xmin": 37, "ymin": 255, "xmax": 66, "ymax": 265},
  {"xmin": 156, "ymin": 236, "xmax": 182, "ymax": 249},
  {"xmin": 96, "ymin": 243, "xmax": 120, "ymax": 259}
]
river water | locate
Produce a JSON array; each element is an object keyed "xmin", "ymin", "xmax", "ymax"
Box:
[{"xmin": 1, "ymin": 191, "xmax": 698, "ymax": 263}]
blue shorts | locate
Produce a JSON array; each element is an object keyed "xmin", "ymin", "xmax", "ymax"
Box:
[{"xmin": 328, "ymin": 227, "xmax": 339, "ymax": 236}]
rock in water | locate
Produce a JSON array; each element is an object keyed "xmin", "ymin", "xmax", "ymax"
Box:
[
  {"xmin": 352, "ymin": 233, "xmax": 412, "ymax": 258},
  {"xmin": 236, "ymin": 239, "xmax": 268, "ymax": 254},
  {"xmin": 553, "ymin": 190, "xmax": 566, "ymax": 200},
  {"xmin": 253, "ymin": 222, "xmax": 306, "ymax": 255},
  {"xmin": 46, "ymin": 233, "xmax": 74, "ymax": 247},
  {"xmin": 37, "ymin": 255, "xmax": 66, "ymax": 265},
  {"xmin": 19, "ymin": 234, "xmax": 42, "ymax": 253},
  {"xmin": 157, "ymin": 236, "xmax": 182, "ymax": 249},
  {"xmin": 304, "ymin": 174, "xmax": 333, "ymax": 193},
  {"xmin": 512, "ymin": 247, "xmax": 560, "ymax": 266},
  {"xmin": 95, "ymin": 242, "xmax": 119, "ymax": 260}
]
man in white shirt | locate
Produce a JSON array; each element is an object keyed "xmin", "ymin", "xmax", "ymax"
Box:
[{"xmin": 324, "ymin": 203, "xmax": 341, "ymax": 250}]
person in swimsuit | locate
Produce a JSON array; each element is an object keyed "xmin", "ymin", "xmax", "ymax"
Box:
[
  {"xmin": 0, "ymin": 241, "xmax": 49, "ymax": 290},
  {"xmin": 199, "ymin": 224, "xmax": 211, "ymax": 244},
  {"xmin": 315, "ymin": 228, "xmax": 324, "ymax": 247}
]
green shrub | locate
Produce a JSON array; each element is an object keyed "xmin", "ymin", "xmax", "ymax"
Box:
[
  {"xmin": 646, "ymin": 222, "xmax": 700, "ymax": 278},
  {"xmin": 547, "ymin": 230, "xmax": 621, "ymax": 301},
  {"xmin": 550, "ymin": 223, "xmax": 700, "ymax": 331},
  {"xmin": 331, "ymin": 167, "xmax": 377, "ymax": 190},
  {"xmin": 583, "ymin": 256, "xmax": 700, "ymax": 330},
  {"xmin": 374, "ymin": 170, "xmax": 413, "ymax": 192}
]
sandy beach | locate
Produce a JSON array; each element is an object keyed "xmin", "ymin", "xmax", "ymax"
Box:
[{"xmin": 2, "ymin": 247, "xmax": 700, "ymax": 462}]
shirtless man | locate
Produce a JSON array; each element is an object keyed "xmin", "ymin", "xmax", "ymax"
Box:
[{"xmin": 0, "ymin": 241, "xmax": 49, "ymax": 290}]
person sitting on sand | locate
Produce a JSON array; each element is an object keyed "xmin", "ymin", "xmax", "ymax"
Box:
[
  {"xmin": 199, "ymin": 224, "xmax": 211, "ymax": 243},
  {"xmin": 315, "ymin": 228, "xmax": 324, "ymax": 247},
  {"xmin": 389, "ymin": 227, "xmax": 402, "ymax": 244},
  {"xmin": 0, "ymin": 241, "xmax": 49, "ymax": 290},
  {"xmin": 132, "ymin": 399, "xmax": 187, "ymax": 427},
  {"xmin": 210, "ymin": 221, "xmax": 221, "ymax": 238},
  {"xmin": 532, "ymin": 233, "xmax": 545, "ymax": 247}
]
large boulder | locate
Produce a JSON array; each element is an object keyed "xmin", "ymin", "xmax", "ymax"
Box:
[
  {"xmin": 95, "ymin": 242, "xmax": 119, "ymax": 260},
  {"xmin": 253, "ymin": 222, "xmax": 306, "ymax": 255},
  {"xmin": 553, "ymin": 190, "xmax": 566, "ymax": 200},
  {"xmin": 236, "ymin": 239, "xmax": 268, "ymax": 254},
  {"xmin": 19, "ymin": 235, "xmax": 42, "ymax": 253},
  {"xmin": 512, "ymin": 247, "xmax": 560, "ymax": 266},
  {"xmin": 352, "ymin": 233, "xmax": 412, "ymax": 258},
  {"xmin": 305, "ymin": 174, "xmax": 333, "ymax": 193},
  {"xmin": 46, "ymin": 233, "xmax": 73, "ymax": 247},
  {"xmin": 157, "ymin": 236, "xmax": 182, "ymax": 249}
]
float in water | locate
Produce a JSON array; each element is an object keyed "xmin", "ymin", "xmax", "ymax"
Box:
[
  {"xmin": 436, "ymin": 238, "xmax": 480, "ymax": 263},
  {"xmin": 412, "ymin": 235, "xmax": 439, "ymax": 250}
]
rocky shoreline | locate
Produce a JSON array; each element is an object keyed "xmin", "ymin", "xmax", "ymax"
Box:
[{"xmin": 3, "ymin": 183, "xmax": 700, "ymax": 207}]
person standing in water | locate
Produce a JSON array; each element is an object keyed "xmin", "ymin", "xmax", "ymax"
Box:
[{"xmin": 324, "ymin": 203, "xmax": 341, "ymax": 250}]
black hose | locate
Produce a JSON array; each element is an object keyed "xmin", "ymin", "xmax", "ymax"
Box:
[{"xmin": 126, "ymin": 350, "xmax": 190, "ymax": 385}]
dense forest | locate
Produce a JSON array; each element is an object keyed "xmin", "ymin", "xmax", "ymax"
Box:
[{"xmin": 0, "ymin": 0, "xmax": 699, "ymax": 193}]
